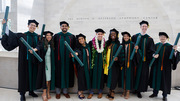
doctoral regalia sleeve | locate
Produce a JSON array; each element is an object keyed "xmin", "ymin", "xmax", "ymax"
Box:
[
  {"xmin": 172, "ymin": 51, "xmax": 179, "ymax": 70},
  {"xmin": 1, "ymin": 30, "xmax": 19, "ymax": 51},
  {"xmin": 71, "ymin": 35, "xmax": 76, "ymax": 50}
]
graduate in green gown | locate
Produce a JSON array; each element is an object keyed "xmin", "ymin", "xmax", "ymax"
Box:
[
  {"xmin": 1, "ymin": 19, "xmax": 40, "ymax": 101},
  {"xmin": 54, "ymin": 21, "xmax": 76, "ymax": 99},
  {"xmin": 87, "ymin": 28, "xmax": 106, "ymax": 99},
  {"xmin": 104, "ymin": 28, "xmax": 121, "ymax": 100},
  {"xmin": 74, "ymin": 33, "xmax": 91, "ymax": 100},
  {"xmin": 30, "ymin": 31, "xmax": 55, "ymax": 101},
  {"xmin": 149, "ymin": 32, "xmax": 179, "ymax": 101},
  {"xmin": 131, "ymin": 20, "xmax": 156, "ymax": 98},
  {"xmin": 118, "ymin": 31, "xmax": 141, "ymax": 99}
]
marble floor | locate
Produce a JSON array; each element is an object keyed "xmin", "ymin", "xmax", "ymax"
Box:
[{"xmin": 0, "ymin": 88, "xmax": 180, "ymax": 101}]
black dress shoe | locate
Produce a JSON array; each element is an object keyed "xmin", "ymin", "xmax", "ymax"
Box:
[
  {"xmin": 29, "ymin": 91, "xmax": 38, "ymax": 97},
  {"xmin": 20, "ymin": 95, "xmax": 26, "ymax": 101},
  {"xmin": 163, "ymin": 97, "xmax": 167, "ymax": 101},
  {"xmin": 137, "ymin": 92, "xmax": 142, "ymax": 98},
  {"xmin": 149, "ymin": 94, "xmax": 157, "ymax": 98}
]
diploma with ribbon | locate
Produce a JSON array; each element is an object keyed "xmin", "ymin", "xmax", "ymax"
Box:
[
  {"xmin": 2, "ymin": 6, "xmax": 9, "ymax": 35},
  {"xmin": 169, "ymin": 33, "xmax": 180, "ymax": 59},
  {"xmin": 20, "ymin": 37, "xmax": 43, "ymax": 62},
  {"xmin": 64, "ymin": 41, "xmax": 84, "ymax": 67},
  {"xmin": 108, "ymin": 45, "xmax": 123, "ymax": 69},
  {"xmin": 40, "ymin": 24, "xmax": 46, "ymax": 40},
  {"xmin": 130, "ymin": 34, "xmax": 141, "ymax": 60},
  {"xmin": 149, "ymin": 43, "xmax": 163, "ymax": 68}
]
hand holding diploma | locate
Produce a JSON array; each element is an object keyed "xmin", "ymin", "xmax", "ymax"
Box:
[
  {"xmin": 169, "ymin": 33, "xmax": 180, "ymax": 59},
  {"xmin": 64, "ymin": 41, "xmax": 84, "ymax": 67},
  {"xmin": 130, "ymin": 34, "xmax": 141, "ymax": 60},
  {"xmin": 2, "ymin": 6, "xmax": 9, "ymax": 35},
  {"xmin": 28, "ymin": 48, "xmax": 38, "ymax": 54},
  {"xmin": 71, "ymin": 52, "xmax": 78, "ymax": 57}
]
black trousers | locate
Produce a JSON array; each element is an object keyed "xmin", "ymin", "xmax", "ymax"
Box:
[{"xmin": 153, "ymin": 90, "xmax": 167, "ymax": 98}]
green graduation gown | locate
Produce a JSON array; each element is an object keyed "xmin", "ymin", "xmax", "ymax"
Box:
[
  {"xmin": 149, "ymin": 42, "xmax": 179, "ymax": 94},
  {"xmin": 54, "ymin": 32, "xmax": 76, "ymax": 89}
]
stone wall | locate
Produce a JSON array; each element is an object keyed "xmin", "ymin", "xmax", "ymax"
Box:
[{"xmin": 0, "ymin": 0, "xmax": 180, "ymax": 93}]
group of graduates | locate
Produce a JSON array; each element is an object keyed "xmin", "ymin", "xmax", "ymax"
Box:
[{"xmin": 1, "ymin": 19, "xmax": 179, "ymax": 101}]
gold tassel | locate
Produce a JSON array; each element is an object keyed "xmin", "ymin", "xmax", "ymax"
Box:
[
  {"xmin": 144, "ymin": 56, "xmax": 146, "ymax": 61},
  {"xmin": 127, "ymin": 62, "xmax": 129, "ymax": 68},
  {"xmin": 121, "ymin": 67, "xmax": 123, "ymax": 70}
]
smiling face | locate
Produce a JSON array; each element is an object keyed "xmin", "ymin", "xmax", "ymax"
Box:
[
  {"xmin": 45, "ymin": 33, "xmax": 52, "ymax": 42},
  {"xmin": 60, "ymin": 24, "xmax": 69, "ymax": 33},
  {"xmin": 78, "ymin": 37, "xmax": 85, "ymax": 45},
  {"xmin": 159, "ymin": 35, "xmax": 167, "ymax": 43},
  {"xmin": 140, "ymin": 24, "xmax": 148, "ymax": 34},
  {"xmin": 28, "ymin": 23, "xmax": 37, "ymax": 33},
  {"xmin": 110, "ymin": 31, "xmax": 117, "ymax": 41},
  {"xmin": 96, "ymin": 32, "xmax": 104, "ymax": 41},
  {"xmin": 123, "ymin": 34, "xmax": 130, "ymax": 42}
]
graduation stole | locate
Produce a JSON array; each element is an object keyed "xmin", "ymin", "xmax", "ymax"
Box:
[
  {"xmin": 57, "ymin": 32, "xmax": 72, "ymax": 88},
  {"xmin": 121, "ymin": 40, "xmax": 132, "ymax": 70},
  {"xmin": 157, "ymin": 43, "xmax": 170, "ymax": 71},
  {"xmin": 82, "ymin": 44, "xmax": 91, "ymax": 89},
  {"xmin": 104, "ymin": 42, "xmax": 117, "ymax": 75},
  {"xmin": 125, "ymin": 40, "xmax": 131, "ymax": 68},
  {"xmin": 139, "ymin": 34, "xmax": 150, "ymax": 62},
  {"xmin": 25, "ymin": 31, "xmax": 38, "ymax": 91},
  {"xmin": 25, "ymin": 31, "xmax": 38, "ymax": 60}
]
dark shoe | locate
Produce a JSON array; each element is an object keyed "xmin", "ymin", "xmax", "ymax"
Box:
[
  {"xmin": 20, "ymin": 95, "xmax": 26, "ymax": 101},
  {"xmin": 163, "ymin": 97, "xmax": 167, "ymax": 101},
  {"xmin": 56, "ymin": 94, "xmax": 61, "ymax": 99},
  {"xmin": 106, "ymin": 94, "xmax": 110, "ymax": 99},
  {"xmin": 78, "ymin": 93, "xmax": 85, "ymax": 100},
  {"xmin": 29, "ymin": 91, "xmax": 38, "ymax": 97},
  {"xmin": 108, "ymin": 91, "xmax": 115, "ymax": 100},
  {"xmin": 149, "ymin": 93, "xmax": 157, "ymax": 98},
  {"xmin": 137, "ymin": 92, "xmax": 142, "ymax": 98},
  {"xmin": 63, "ymin": 93, "xmax": 70, "ymax": 98}
]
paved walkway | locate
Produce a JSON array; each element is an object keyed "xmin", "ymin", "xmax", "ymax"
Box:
[{"xmin": 0, "ymin": 88, "xmax": 180, "ymax": 101}]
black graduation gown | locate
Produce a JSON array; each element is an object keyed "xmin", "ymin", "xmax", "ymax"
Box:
[
  {"xmin": 131, "ymin": 33, "xmax": 155, "ymax": 92},
  {"xmin": 75, "ymin": 44, "xmax": 91, "ymax": 91},
  {"xmin": 1, "ymin": 30, "xmax": 39, "ymax": 93},
  {"xmin": 54, "ymin": 32, "xmax": 76, "ymax": 88},
  {"xmin": 149, "ymin": 43, "xmax": 179, "ymax": 94},
  {"xmin": 105, "ymin": 41, "xmax": 121, "ymax": 90},
  {"xmin": 36, "ymin": 41, "xmax": 55, "ymax": 90}
]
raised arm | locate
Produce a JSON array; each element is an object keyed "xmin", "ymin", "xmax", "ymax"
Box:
[{"xmin": 1, "ymin": 29, "xmax": 19, "ymax": 51}]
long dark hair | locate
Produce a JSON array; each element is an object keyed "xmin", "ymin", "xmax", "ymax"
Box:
[
  {"xmin": 43, "ymin": 37, "xmax": 54, "ymax": 50},
  {"xmin": 76, "ymin": 38, "xmax": 87, "ymax": 49},
  {"xmin": 106, "ymin": 32, "xmax": 120, "ymax": 47}
]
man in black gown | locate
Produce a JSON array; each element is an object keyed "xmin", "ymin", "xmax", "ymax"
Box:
[
  {"xmin": 1, "ymin": 19, "xmax": 40, "ymax": 101},
  {"xmin": 54, "ymin": 21, "xmax": 76, "ymax": 99}
]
